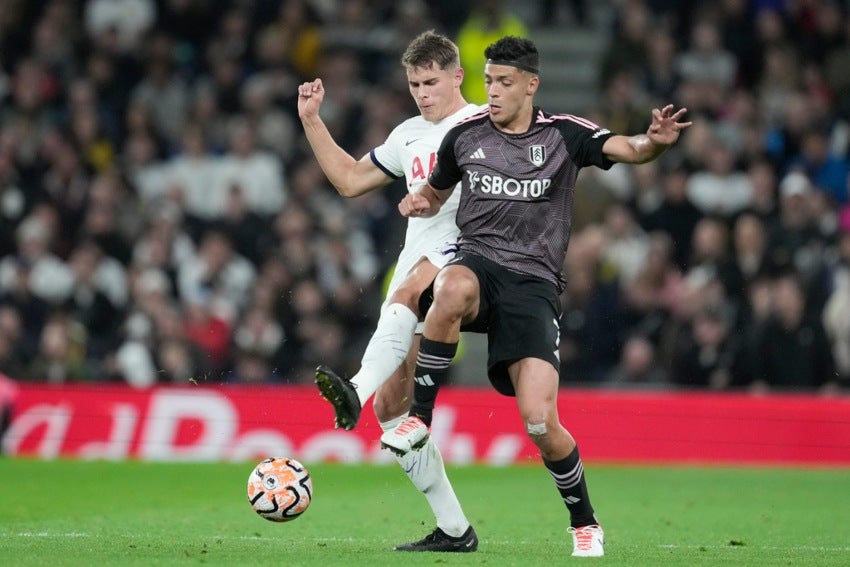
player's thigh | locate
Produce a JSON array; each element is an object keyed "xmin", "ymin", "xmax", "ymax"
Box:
[
  {"xmin": 373, "ymin": 334, "xmax": 420, "ymax": 421},
  {"xmin": 509, "ymin": 357, "xmax": 561, "ymax": 427}
]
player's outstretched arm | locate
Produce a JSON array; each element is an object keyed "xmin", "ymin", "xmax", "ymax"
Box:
[
  {"xmin": 297, "ymin": 78, "xmax": 390, "ymax": 197},
  {"xmin": 398, "ymin": 184, "xmax": 446, "ymax": 218},
  {"xmin": 602, "ymin": 104, "xmax": 692, "ymax": 165}
]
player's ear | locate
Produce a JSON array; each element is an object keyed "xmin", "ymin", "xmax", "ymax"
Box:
[
  {"xmin": 454, "ymin": 66, "xmax": 464, "ymax": 87},
  {"xmin": 527, "ymin": 74, "xmax": 539, "ymax": 96}
]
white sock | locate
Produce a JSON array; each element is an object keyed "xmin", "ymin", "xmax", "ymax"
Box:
[
  {"xmin": 352, "ymin": 303, "xmax": 418, "ymax": 406},
  {"xmin": 381, "ymin": 415, "xmax": 470, "ymax": 537}
]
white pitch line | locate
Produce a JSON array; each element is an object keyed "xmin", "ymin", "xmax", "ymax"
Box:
[
  {"xmin": 11, "ymin": 532, "xmax": 90, "ymax": 538},
  {"xmin": 658, "ymin": 544, "xmax": 850, "ymax": 552}
]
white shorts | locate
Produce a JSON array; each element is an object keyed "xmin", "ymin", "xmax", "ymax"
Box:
[{"xmin": 382, "ymin": 240, "xmax": 459, "ymax": 333}]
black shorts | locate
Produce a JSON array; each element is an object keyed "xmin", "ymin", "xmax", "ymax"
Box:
[{"xmin": 450, "ymin": 252, "xmax": 561, "ymax": 397}]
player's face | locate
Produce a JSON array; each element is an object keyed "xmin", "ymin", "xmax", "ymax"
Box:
[
  {"xmin": 484, "ymin": 63, "xmax": 537, "ymax": 132},
  {"xmin": 406, "ymin": 63, "xmax": 462, "ymax": 123}
]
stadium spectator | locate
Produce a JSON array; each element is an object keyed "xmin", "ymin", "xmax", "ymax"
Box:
[
  {"xmin": 789, "ymin": 127, "xmax": 850, "ymax": 206},
  {"xmin": 685, "ymin": 217, "xmax": 739, "ymax": 303},
  {"xmin": 216, "ymin": 117, "xmax": 287, "ymax": 219},
  {"xmin": 254, "ymin": 0, "xmax": 324, "ymax": 80},
  {"xmin": 602, "ymin": 203, "xmax": 651, "ymax": 289},
  {"xmin": 669, "ymin": 301, "xmax": 753, "ymax": 390},
  {"xmin": 538, "ymin": 0, "xmax": 589, "ymax": 27},
  {"xmin": 640, "ymin": 29, "xmax": 679, "ymax": 102},
  {"xmin": 640, "ymin": 163, "xmax": 703, "ymax": 270},
  {"xmin": 26, "ymin": 312, "xmax": 90, "ymax": 383},
  {"xmin": 177, "ymin": 227, "xmax": 256, "ymax": 315},
  {"xmin": 767, "ymin": 172, "xmax": 830, "ymax": 293},
  {"xmin": 621, "ymin": 230, "xmax": 687, "ymax": 343},
  {"xmin": 165, "ymin": 123, "xmax": 224, "ymax": 233},
  {"xmin": 219, "ymin": 183, "xmax": 274, "ymax": 267},
  {"xmin": 129, "ymin": 32, "xmax": 190, "ymax": 148},
  {"xmin": 0, "ymin": 214, "xmax": 73, "ymax": 305},
  {"xmin": 0, "ymin": 373, "xmax": 19, "ymax": 453},
  {"xmin": 731, "ymin": 213, "xmax": 771, "ymax": 292},
  {"xmin": 753, "ymin": 271, "xmax": 836, "ymax": 391},
  {"xmin": 822, "ymin": 230, "xmax": 850, "ymax": 385},
  {"xmin": 675, "ymin": 19, "xmax": 737, "ymax": 116},
  {"xmin": 0, "ymin": 149, "xmax": 27, "ymax": 259},
  {"xmin": 607, "ymin": 334, "xmax": 667, "ymax": 386},
  {"xmin": 0, "ymin": 306, "xmax": 27, "ymax": 379},
  {"xmin": 744, "ymin": 156, "xmax": 780, "ymax": 227},
  {"xmin": 65, "ymin": 238, "xmax": 125, "ymax": 357},
  {"xmin": 456, "ymin": 0, "xmax": 527, "ymax": 104},
  {"xmin": 84, "ymin": 0, "xmax": 156, "ymax": 55},
  {"xmin": 560, "ymin": 230, "xmax": 623, "ymax": 383},
  {"xmin": 685, "ymin": 142, "xmax": 754, "ymax": 217},
  {"xmin": 599, "ymin": 0, "xmax": 650, "ymax": 93}
]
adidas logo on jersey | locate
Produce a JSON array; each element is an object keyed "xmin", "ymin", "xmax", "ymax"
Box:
[{"xmin": 470, "ymin": 148, "xmax": 486, "ymax": 159}]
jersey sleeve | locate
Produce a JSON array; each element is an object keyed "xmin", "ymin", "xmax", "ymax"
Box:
[
  {"xmin": 369, "ymin": 124, "xmax": 405, "ymax": 180},
  {"xmin": 427, "ymin": 127, "xmax": 463, "ymax": 191},
  {"xmin": 556, "ymin": 116, "xmax": 616, "ymax": 170}
]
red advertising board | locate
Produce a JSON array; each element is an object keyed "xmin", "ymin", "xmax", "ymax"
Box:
[{"xmin": 4, "ymin": 383, "xmax": 850, "ymax": 466}]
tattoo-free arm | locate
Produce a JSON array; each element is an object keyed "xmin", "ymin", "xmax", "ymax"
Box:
[
  {"xmin": 298, "ymin": 78, "xmax": 392, "ymax": 197},
  {"xmin": 398, "ymin": 183, "xmax": 450, "ymax": 218}
]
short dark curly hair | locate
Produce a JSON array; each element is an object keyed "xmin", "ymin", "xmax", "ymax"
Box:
[{"xmin": 484, "ymin": 36, "xmax": 539, "ymax": 74}]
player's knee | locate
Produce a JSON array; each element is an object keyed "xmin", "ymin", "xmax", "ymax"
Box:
[
  {"xmin": 525, "ymin": 419, "xmax": 548, "ymax": 438},
  {"xmin": 433, "ymin": 274, "xmax": 477, "ymax": 313},
  {"xmin": 389, "ymin": 285, "xmax": 422, "ymax": 315},
  {"xmin": 438, "ymin": 272, "xmax": 477, "ymax": 298}
]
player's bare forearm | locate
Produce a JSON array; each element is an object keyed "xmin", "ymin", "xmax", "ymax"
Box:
[
  {"xmin": 299, "ymin": 116, "xmax": 361, "ymax": 195},
  {"xmin": 626, "ymin": 134, "xmax": 669, "ymax": 164},
  {"xmin": 399, "ymin": 184, "xmax": 446, "ymax": 218}
]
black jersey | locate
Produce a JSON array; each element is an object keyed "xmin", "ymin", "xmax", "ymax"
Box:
[{"xmin": 428, "ymin": 107, "xmax": 615, "ymax": 292}]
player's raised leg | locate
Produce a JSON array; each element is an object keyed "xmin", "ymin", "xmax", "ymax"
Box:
[
  {"xmin": 380, "ymin": 262, "xmax": 475, "ymax": 455},
  {"xmin": 315, "ymin": 258, "xmax": 438, "ymax": 429}
]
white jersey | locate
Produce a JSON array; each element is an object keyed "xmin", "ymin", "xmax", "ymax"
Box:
[{"xmin": 370, "ymin": 103, "xmax": 484, "ymax": 299}]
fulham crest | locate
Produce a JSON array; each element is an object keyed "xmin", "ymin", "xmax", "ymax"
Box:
[{"xmin": 529, "ymin": 144, "xmax": 546, "ymax": 166}]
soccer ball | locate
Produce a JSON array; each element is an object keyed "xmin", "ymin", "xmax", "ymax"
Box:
[{"xmin": 247, "ymin": 457, "xmax": 313, "ymax": 522}]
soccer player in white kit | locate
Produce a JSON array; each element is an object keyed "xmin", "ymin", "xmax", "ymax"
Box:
[{"xmin": 297, "ymin": 30, "xmax": 483, "ymax": 552}]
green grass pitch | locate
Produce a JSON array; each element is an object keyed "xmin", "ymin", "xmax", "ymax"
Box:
[{"xmin": 1, "ymin": 459, "xmax": 848, "ymax": 566}]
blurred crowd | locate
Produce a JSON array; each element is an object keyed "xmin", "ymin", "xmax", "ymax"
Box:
[{"xmin": 0, "ymin": 0, "xmax": 848, "ymax": 394}]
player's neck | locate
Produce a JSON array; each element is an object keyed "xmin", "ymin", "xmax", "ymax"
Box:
[{"xmin": 494, "ymin": 106, "xmax": 534, "ymax": 134}]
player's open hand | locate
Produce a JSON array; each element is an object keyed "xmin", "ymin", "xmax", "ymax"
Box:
[
  {"xmin": 647, "ymin": 104, "xmax": 692, "ymax": 146},
  {"xmin": 297, "ymin": 79, "xmax": 325, "ymax": 120},
  {"xmin": 398, "ymin": 192, "xmax": 433, "ymax": 218}
]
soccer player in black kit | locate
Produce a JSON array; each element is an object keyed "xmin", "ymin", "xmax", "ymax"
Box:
[{"xmin": 384, "ymin": 36, "xmax": 692, "ymax": 557}]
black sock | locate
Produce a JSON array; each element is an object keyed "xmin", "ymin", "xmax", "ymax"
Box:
[
  {"xmin": 544, "ymin": 446, "xmax": 597, "ymax": 528},
  {"xmin": 409, "ymin": 337, "xmax": 457, "ymax": 426}
]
